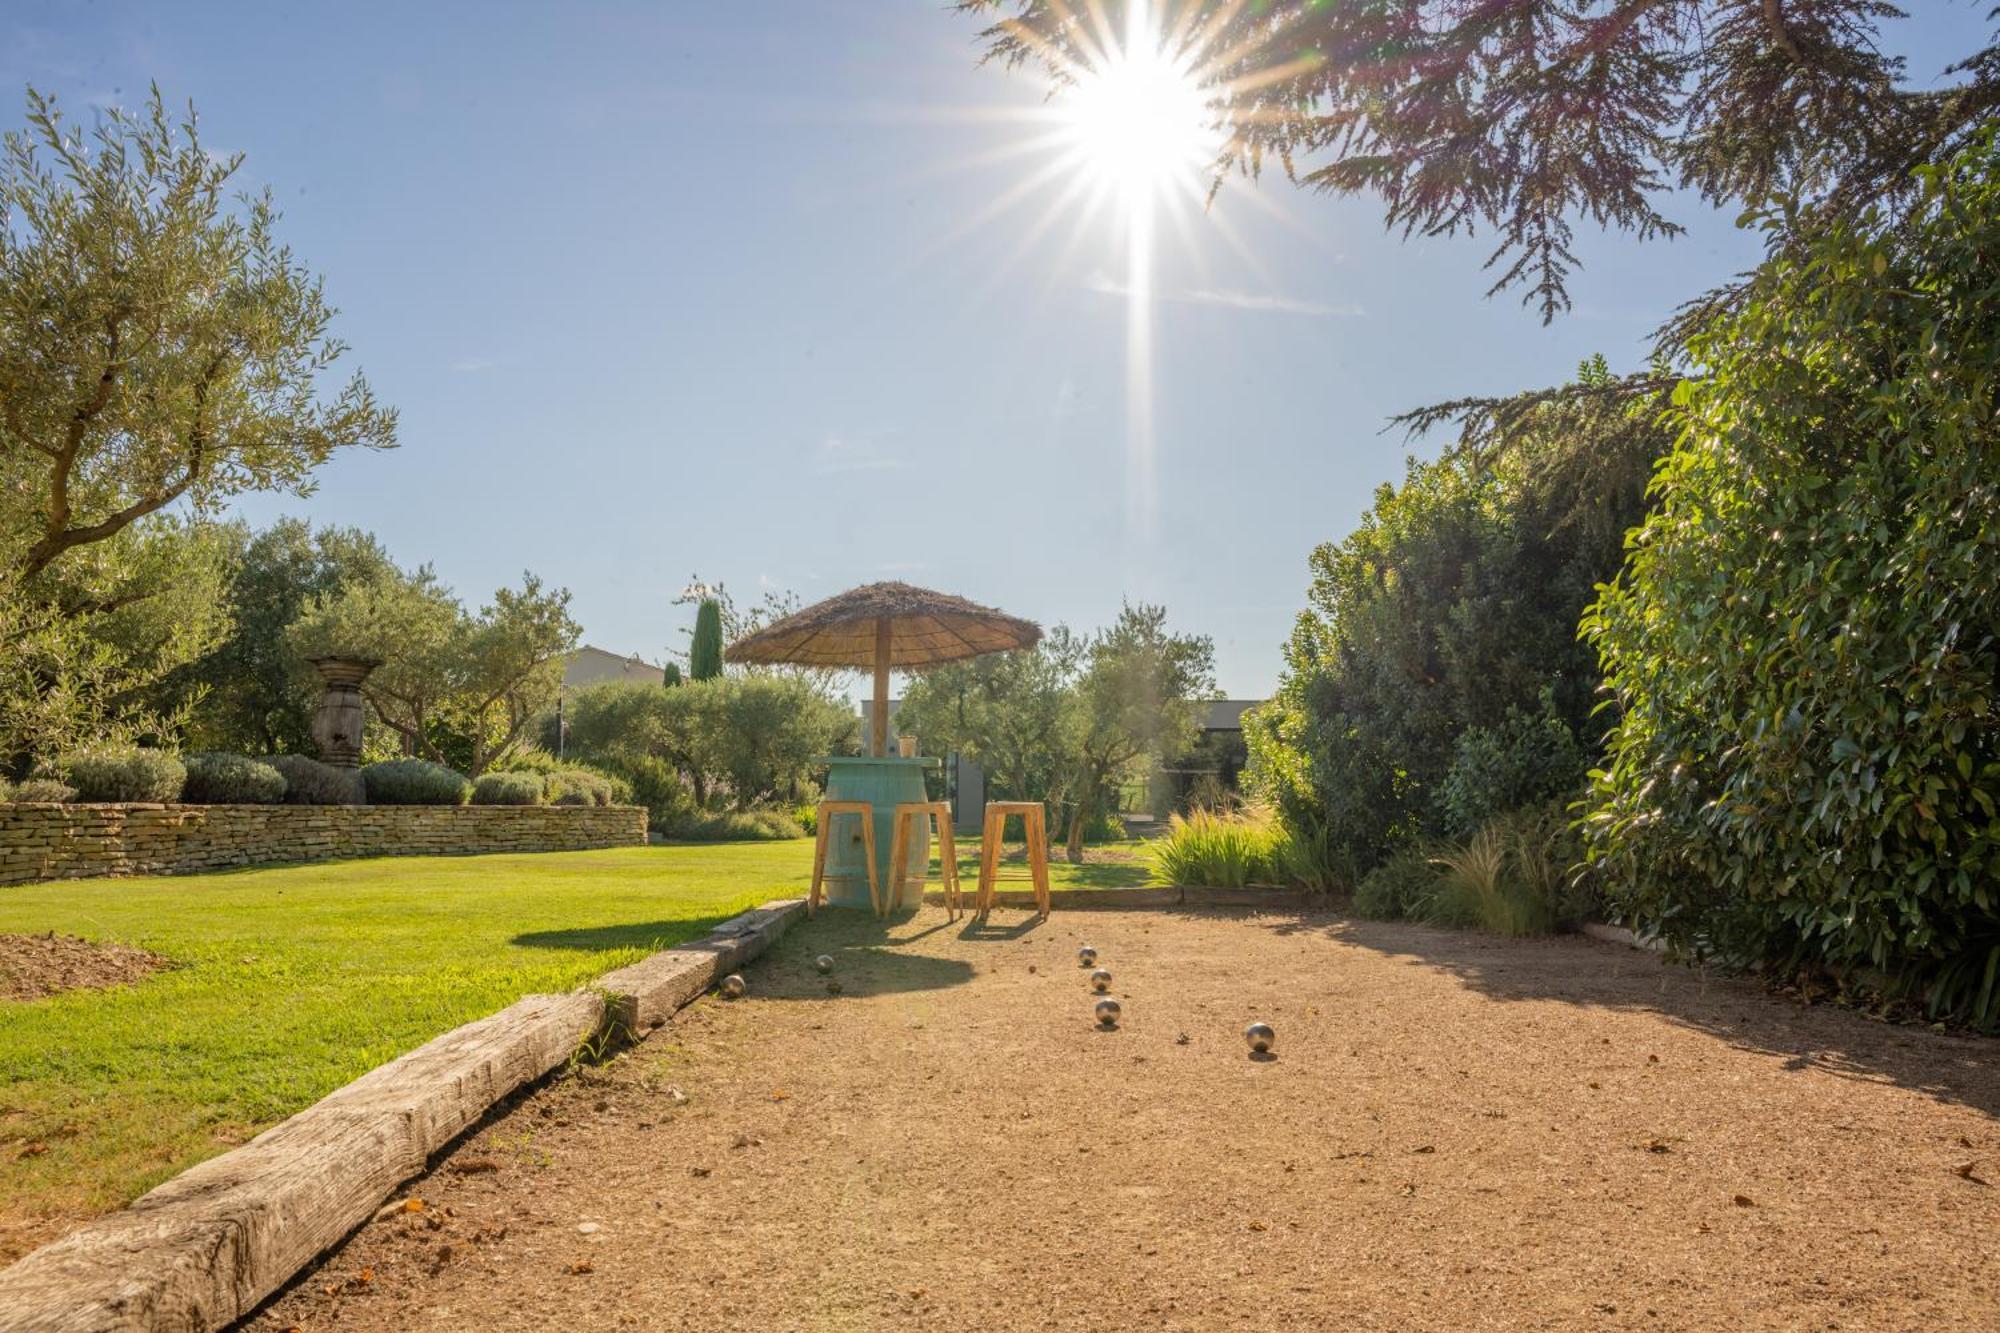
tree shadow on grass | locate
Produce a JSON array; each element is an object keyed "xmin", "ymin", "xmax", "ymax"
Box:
[
  {"xmin": 511, "ymin": 914, "xmax": 742, "ymax": 953},
  {"xmin": 1253, "ymin": 913, "xmax": 2000, "ymax": 1121}
]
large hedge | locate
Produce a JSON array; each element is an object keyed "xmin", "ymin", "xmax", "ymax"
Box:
[
  {"xmin": 1248, "ymin": 363, "xmax": 1662, "ymax": 871},
  {"xmin": 1583, "ymin": 135, "xmax": 2000, "ymax": 1025}
]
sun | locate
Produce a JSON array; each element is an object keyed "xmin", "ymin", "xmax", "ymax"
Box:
[{"xmin": 1054, "ymin": 24, "xmax": 1221, "ymax": 210}]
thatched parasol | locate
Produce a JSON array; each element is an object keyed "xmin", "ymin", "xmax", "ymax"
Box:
[{"xmin": 724, "ymin": 581, "xmax": 1042, "ymax": 756}]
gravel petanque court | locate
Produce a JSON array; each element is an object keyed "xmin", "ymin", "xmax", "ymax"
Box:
[{"xmin": 252, "ymin": 907, "xmax": 2000, "ymax": 1332}]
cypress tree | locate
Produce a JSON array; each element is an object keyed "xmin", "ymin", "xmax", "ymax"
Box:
[
  {"xmin": 689, "ymin": 599, "xmax": 724, "ymax": 681},
  {"xmin": 661, "ymin": 661, "xmax": 683, "ymax": 687}
]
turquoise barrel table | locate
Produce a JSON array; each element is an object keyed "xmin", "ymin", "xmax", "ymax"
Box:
[{"xmin": 819, "ymin": 755, "xmax": 937, "ymax": 911}]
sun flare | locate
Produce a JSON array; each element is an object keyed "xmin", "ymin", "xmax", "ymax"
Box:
[{"xmin": 1056, "ymin": 36, "xmax": 1220, "ymax": 209}]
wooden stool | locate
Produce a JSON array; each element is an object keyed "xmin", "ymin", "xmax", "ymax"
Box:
[
  {"xmin": 976, "ymin": 801, "xmax": 1052, "ymax": 921},
  {"xmin": 890, "ymin": 801, "xmax": 962, "ymax": 920},
  {"xmin": 809, "ymin": 800, "xmax": 881, "ymax": 917}
]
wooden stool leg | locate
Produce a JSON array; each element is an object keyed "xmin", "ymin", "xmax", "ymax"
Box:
[
  {"xmin": 809, "ymin": 813, "xmax": 831, "ymax": 917},
  {"xmin": 889, "ymin": 810, "xmax": 910, "ymax": 914},
  {"xmin": 937, "ymin": 815, "xmax": 961, "ymax": 920},
  {"xmin": 859, "ymin": 814, "xmax": 882, "ymax": 918},
  {"xmin": 1028, "ymin": 806, "xmax": 1052, "ymax": 920},
  {"xmin": 977, "ymin": 807, "xmax": 1000, "ymax": 919}
]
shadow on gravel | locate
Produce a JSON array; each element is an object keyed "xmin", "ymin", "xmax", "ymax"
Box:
[
  {"xmin": 749, "ymin": 910, "xmax": 978, "ymax": 999},
  {"xmin": 1261, "ymin": 913, "xmax": 2000, "ymax": 1121}
]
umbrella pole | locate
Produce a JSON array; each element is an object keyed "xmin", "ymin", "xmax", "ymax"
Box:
[{"xmin": 872, "ymin": 617, "xmax": 891, "ymax": 758}]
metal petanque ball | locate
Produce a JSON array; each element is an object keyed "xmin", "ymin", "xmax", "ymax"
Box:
[
  {"xmin": 1089, "ymin": 968, "xmax": 1113, "ymax": 994},
  {"xmin": 1244, "ymin": 1021, "xmax": 1275, "ymax": 1054},
  {"xmin": 720, "ymin": 974, "xmax": 747, "ymax": 1000},
  {"xmin": 814, "ymin": 955, "xmax": 834, "ymax": 974},
  {"xmin": 1094, "ymin": 997, "xmax": 1121, "ymax": 1028},
  {"xmin": 1078, "ymin": 946, "xmax": 1098, "ymax": 967}
]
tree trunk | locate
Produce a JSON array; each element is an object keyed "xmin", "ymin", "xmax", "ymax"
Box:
[{"xmin": 1065, "ymin": 777, "xmax": 1094, "ymax": 864}]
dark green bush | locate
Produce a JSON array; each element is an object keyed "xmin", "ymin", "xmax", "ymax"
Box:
[
  {"xmin": 181, "ymin": 752, "xmax": 287, "ymax": 804},
  {"xmin": 1247, "ymin": 361, "xmax": 1664, "ymax": 874},
  {"xmin": 1352, "ymin": 848, "xmax": 1441, "ymax": 921},
  {"xmin": 361, "ymin": 758, "xmax": 470, "ymax": 806},
  {"xmin": 471, "ymin": 771, "xmax": 543, "ymax": 806},
  {"xmin": 1583, "ymin": 134, "xmax": 2000, "ymax": 1025},
  {"xmin": 266, "ymin": 754, "xmax": 364, "ymax": 805},
  {"xmin": 1436, "ymin": 692, "xmax": 1584, "ymax": 838},
  {"xmin": 52, "ymin": 746, "xmax": 186, "ymax": 803},
  {"xmin": 6, "ymin": 778, "xmax": 76, "ymax": 803}
]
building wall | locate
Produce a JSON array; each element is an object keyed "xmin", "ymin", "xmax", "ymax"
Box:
[
  {"xmin": 564, "ymin": 646, "xmax": 664, "ymax": 689},
  {"xmin": 0, "ymin": 803, "xmax": 648, "ymax": 887}
]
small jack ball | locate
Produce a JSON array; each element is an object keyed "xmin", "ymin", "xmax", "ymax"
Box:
[
  {"xmin": 1244, "ymin": 1021, "xmax": 1275, "ymax": 1053},
  {"xmin": 720, "ymin": 974, "xmax": 747, "ymax": 999},
  {"xmin": 814, "ymin": 955, "xmax": 834, "ymax": 974},
  {"xmin": 1095, "ymin": 997, "xmax": 1122, "ymax": 1028},
  {"xmin": 1078, "ymin": 946, "xmax": 1098, "ymax": 967},
  {"xmin": 1089, "ymin": 968, "xmax": 1113, "ymax": 993}
]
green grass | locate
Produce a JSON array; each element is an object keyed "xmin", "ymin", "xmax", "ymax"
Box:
[{"xmin": 0, "ymin": 842, "xmax": 811, "ymax": 1237}]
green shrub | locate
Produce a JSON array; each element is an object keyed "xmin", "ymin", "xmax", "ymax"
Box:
[
  {"xmin": 52, "ymin": 746, "xmax": 186, "ymax": 803},
  {"xmin": 1437, "ymin": 692, "xmax": 1584, "ymax": 838},
  {"xmin": 266, "ymin": 754, "xmax": 364, "ymax": 805},
  {"xmin": 181, "ymin": 752, "xmax": 287, "ymax": 804},
  {"xmin": 1422, "ymin": 827, "xmax": 1555, "ymax": 936},
  {"xmin": 471, "ymin": 771, "xmax": 544, "ymax": 806},
  {"xmin": 361, "ymin": 758, "xmax": 470, "ymax": 806},
  {"xmin": 545, "ymin": 769, "xmax": 612, "ymax": 807},
  {"xmin": 1583, "ymin": 134, "xmax": 2000, "ymax": 1026},
  {"xmin": 658, "ymin": 805, "xmax": 804, "ymax": 841},
  {"xmin": 1146, "ymin": 806, "xmax": 1285, "ymax": 888},
  {"xmin": 1353, "ymin": 847, "xmax": 1441, "ymax": 920},
  {"xmin": 792, "ymin": 801, "xmax": 818, "ymax": 836},
  {"xmin": 1271, "ymin": 819, "xmax": 1356, "ymax": 894},
  {"xmin": 8, "ymin": 778, "xmax": 77, "ymax": 803}
]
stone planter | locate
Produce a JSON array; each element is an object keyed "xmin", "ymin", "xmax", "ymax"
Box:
[{"xmin": 307, "ymin": 657, "xmax": 380, "ymax": 770}]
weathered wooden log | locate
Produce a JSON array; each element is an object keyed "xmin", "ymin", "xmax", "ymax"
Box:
[
  {"xmin": 0, "ymin": 991, "xmax": 603, "ymax": 1333},
  {"xmin": 596, "ymin": 898, "xmax": 804, "ymax": 1036}
]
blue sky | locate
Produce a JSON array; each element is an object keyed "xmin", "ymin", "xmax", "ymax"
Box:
[{"xmin": 5, "ymin": 2, "xmax": 1991, "ymax": 697}]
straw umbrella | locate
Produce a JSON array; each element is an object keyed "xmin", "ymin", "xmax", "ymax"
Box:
[{"xmin": 723, "ymin": 581, "xmax": 1042, "ymax": 755}]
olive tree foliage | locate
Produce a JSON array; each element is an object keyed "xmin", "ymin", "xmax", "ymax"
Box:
[
  {"xmin": 0, "ymin": 88, "xmax": 394, "ymax": 578},
  {"xmin": 180, "ymin": 518, "xmax": 396, "ymax": 754},
  {"xmin": 290, "ymin": 566, "xmax": 580, "ymax": 775},
  {"xmin": 898, "ymin": 603, "xmax": 1215, "ymax": 861},
  {"xmin": 1582, "ymin": 134, "xmax": 2000, "ymax": 1025},
  {"xmin": 961, "ymin": 1, "xmax": 2000, "ymax": 324},
  {"xmin": 0, "ymin": 87, "xmax": 392, "ymax": 765},
  {"xmin": 560, "ymin": 676, "xmax": 855, "ymax": 811}
]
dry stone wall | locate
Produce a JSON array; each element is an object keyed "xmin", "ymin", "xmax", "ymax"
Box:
[{"xmin": 0, "ymin": 803, "xmax": 647, "ymax": 887}]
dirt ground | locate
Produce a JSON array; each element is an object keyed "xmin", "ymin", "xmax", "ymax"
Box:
[
  {"xmin": 252, "ymin": 907, "xmax": 2000, "ymax": 1332},
  {"xmin": 0, "ymin": 931, "xmax": 164, "ymax": 1002}
]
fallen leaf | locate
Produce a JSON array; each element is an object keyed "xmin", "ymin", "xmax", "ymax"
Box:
[
  {"xmin": 1247, "ymin": 1220, "xmax": 1268, "ymax": 1232},
  {"xmin": 1411, "ymin": 1145, "xmax": 1435, "ymax": 1154},
  {"xmin": 690, "ymin": 1166, "xmax": 711, "ymax": 1178},
  {"xmin": 1642, "ymin": 1138, "xmax": 1673, "ymax": 1154},
  {"xmin": 401, "ymin": 1198, "xmax": 424, "ymax": 1213},
  {"xmin": 450, "ymin": 1157, "xmax": 501, "ymax": 1175},
  {"xmin": 1732, "ymin": 1194, "xmax": 1755, "ymax": 1208},
  {"xmin": 770, "ymin": 1089, "xmax": 790, "ymax": 1102},
  {"xmin": 569, "ymin": 1260, "xmax": 594, "ymax": 1276},
  {"xmin": 357, "ymin": 1267, "xmax": 374, "ymax": 1283},
  {"xmin": 1953, "ymin": 1161, "xmax": 1990, "ymax": 1186}
]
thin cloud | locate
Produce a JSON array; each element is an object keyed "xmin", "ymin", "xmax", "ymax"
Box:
[
  {"xmin": 1085, "ymin": 271, "xmax": 1362, "ymax": 317},
  {"xmin": 813, "ymin": 434, "xmax": 904, "ymax": 474}
]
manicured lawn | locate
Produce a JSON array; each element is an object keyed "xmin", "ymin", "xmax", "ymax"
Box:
[{"xmin": 0, "ymin": 842, "xmax": 811, "ymax": 1259}]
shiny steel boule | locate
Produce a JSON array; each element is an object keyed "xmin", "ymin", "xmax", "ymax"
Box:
[
  {"xmin": 814, "ymin": 955, "xmax": 834, "ymax": 974},
  {"xmin": 1244, "ymin": 1021, "xmax": 1275, "ymax": 1054},
  {"xmin": 1078, "ymin": 946, "xmax": 1098, "ymax": 967},
  {"xmin": 1089, "ymin": 968, "xmax": 1113, "ymax": 993},
  {"xmin": 720, "ymin": 974, "xmax": 747, "ymax": 999},
  {"xmin": 1094, "ymin": 997, "xmax": 1121, "ymax": 1028}
]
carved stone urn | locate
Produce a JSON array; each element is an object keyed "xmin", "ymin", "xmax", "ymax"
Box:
[{"xmin": 307, "ymin": 657, "xmax": 381, "ymax": 769}]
